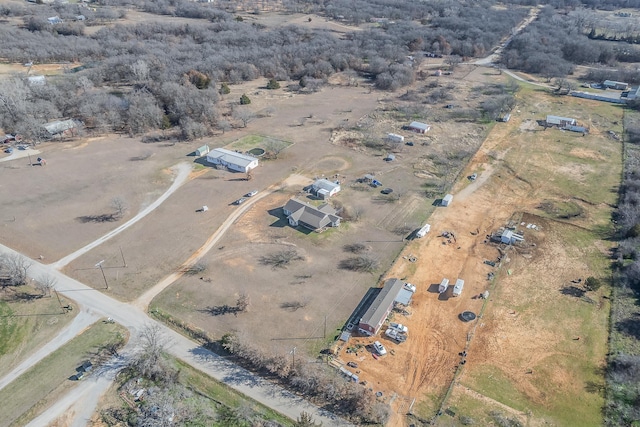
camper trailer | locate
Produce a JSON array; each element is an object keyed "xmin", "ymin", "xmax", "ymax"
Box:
[
  {"xmin": 452, "ymin": 279, "xmax": 464, "ymax": 297},
  {"xmin": 438, "ymin": 278, "xmax": 449, "ymax": 294},
  {"xmin": 416, "ymin": 224, "xmax": 431, "ymax": 238}
]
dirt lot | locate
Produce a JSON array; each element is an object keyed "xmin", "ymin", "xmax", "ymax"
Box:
[{"xmin": 333, "ymin": 88, "xmax": 619, "ymax": 426}]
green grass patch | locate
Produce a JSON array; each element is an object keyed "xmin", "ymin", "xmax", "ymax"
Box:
[
  {"xmin": 538, "ymin": 199, "xmax": 584, "ymax": 219},
  {"xmin": 172, "ymin": 358, "xmax": 294, "ymax": 426},
  {"xmin": 0, "ymin": 293, "xmax": 76, "ymax": 379},
  {"xmin": 226, "ymin": 134, "xmax": 293, "ymax": 153},
  {"xmin": 462, "ymin": 365, "xmax": 531, "ymax": 413},
  {"xmin": 1, "ymin": 320, "xmax": 127, "ymax": 427}
]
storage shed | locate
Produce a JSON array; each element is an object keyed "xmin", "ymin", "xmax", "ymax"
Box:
[
  {"xmin": 387, "ymin": 133, "xmax": 404, "ymax": 143},
  {"xmin": 312, "ymin": 178, "xmax": 341, "ymax": 199},
  {"xmin": 408, "ymin": 121, "xmax": 431, "ymax": 134},
  {"xmin": 442, "ymin": 194, "xmax": 453, "ymax": 207},
  {"xmin": 501, "ymin": 229, "xmax": 524, "ymax": 244},
  {"xmin": 452, "ymin": 279, "xmax": 464, "ymax": 297},
  {"xmin": 195, "ymin": 145, "xmax": 210, "ymax": 156}
]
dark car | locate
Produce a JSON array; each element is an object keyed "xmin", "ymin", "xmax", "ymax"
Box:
[
  {"xmin": 347, "ymin": 361, "xmax": 358, "ymax": 368},
  {"xmin": 381, "ymin": 188, "xmax": 393, "ymax": 195}
]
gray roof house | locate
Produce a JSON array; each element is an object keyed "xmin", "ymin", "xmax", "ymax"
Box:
[
  {"xmin": 283, "ymin": 198, "xmax": 341, "ymax": 231},
  {"xmin": 358, "ymin": 279, "xmax": 405, "ymax": 336}
]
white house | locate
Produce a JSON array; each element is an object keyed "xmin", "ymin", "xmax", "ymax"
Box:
[
  {"xmin": 408, "ymin": 121, "xmax": 431, "ymax": 133},
  {"xmin": 312, "ymin": 178, "xmax": 341, "ymax": 199},
  {"xmin": 452, "ymin": 279, "xmax": 464, "ymax": 297},
  {"xmin": 206, "ymin": 148, "xmax": 259, "ymax": 173},
  {"xmin": 442, "ymin": 194, "xmax": 453, "ymax": 207}
]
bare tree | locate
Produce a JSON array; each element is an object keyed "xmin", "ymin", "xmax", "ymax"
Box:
[
  {"xmin": 218, "ymin": 119, "xmax": 231, "ymax": 134},
  {"xmin": 445, "ymin": 55, "xmax": 462, "ymax": 71},
  {"xmin": 111, "ymin": 197, "xmax": 128, "ymax": 220},
  {"xmin": 233, "ymin": 108, "xmax": 256, "ymax": 128},
  {"xmin": 0, "ymin": 253, "xmax": 31, "ymax": 289},
  {"xmin": 36, "ymin": 273, "xmax": 56, "ymax": 297},
  {"xmin": 343, "ymin": 243, "xmax": 369, "ymax": 254},
  {"xmin": 236, "ymin": 292, "xmax": 250, "ymax": 312},
  {"xmin": 131, "ymin": 324, "xmax": 171, "ymax": 382},
  {"xmin": 260, "ymin": 250, "xmax": 305, "ymax": 269}
]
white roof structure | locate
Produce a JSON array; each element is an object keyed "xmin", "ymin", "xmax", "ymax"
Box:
[
  {"xmin": 546, "ymin": 115, "xmax": 576, "ymax": 126},
  {"xmin": 206, "ymin": 148, "xmax": 258, "ymax": 169},
  {"xmin": 408, "ymin": 121, "xmax": 431, "ymax": 132},
  {"xmin": 44, "ymin": 119, "xmax": 78, "ymax": 135},
  {"xmin": 313, "ymin": 178, "xmax": 340, "ymax": 193},
  {"xmin": 27, "ymin": 75, "xmax": 46, "ymax": 86}
]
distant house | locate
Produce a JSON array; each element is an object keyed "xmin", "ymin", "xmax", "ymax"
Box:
[
  {"xmin": 442, "ymin": 194, "xmax": 453, "ymax": 207},
  {"xmin": 27, "ymin": 75, "xmax": 46, "ymax": 86},
  {"xmin": 546, "ymin": 115, "xmax": 577, "ymax": 127},
  {"xmin": 407, "ymin": 121, "xmax": 431, "ymax": 134},
  {"xmin": 194, "ymin": 145, "xmax": 210, "ymax": 156},
  {"xmin": 206, "ymin": 148, "xmax": 258, "ymax": 173},
  {"xmin": 283, "ymin": 198, "xmax": 341, "ymax": 231},
  {"xmin": 44, "ymin": 119, "xmax": 81, "ymax": 138},
  {"xmin": 387, "ymin": 133, "xmax": 404, "ymax": 143},
  {"xmin": 603, "ymin": 80, "xmax": 628, "ymax": 90},
  {"xmin": 358, "ymin": 278, "xmax": 405, "ymax": 336},
  {"xmin": 47, "ymin": 16, "xmax": 63, "ymax": 24},
  {"xmin": 311, "ymin": 178, "xmax": 341, "ymax": 199}
]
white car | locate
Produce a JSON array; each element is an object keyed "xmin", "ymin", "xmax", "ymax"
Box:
[
  {"xmin": 373, "ymin": 341, "xmax": 387, "ymax": 356},
  {"xmin": 245, "ymin": 190, "xmax": 258, "ymax": 197},
  {"xmin": 389, "ymin": 322, "xmax": 408, "ymax": 334},
  {"xmin": 403, "ymin": 283, "xmax": 416, "ymax": 293}
]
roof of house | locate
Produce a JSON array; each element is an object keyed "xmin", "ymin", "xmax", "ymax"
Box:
[
  {"xmin": 284, "ymin": 198, "xmax": 341, "ymax": 230},
  {"xmin": 443, "ymin": 194, "xmax": 453, "ymax": 201},
  {"xmin": 207, "ymin": 148, "xmax": 258, "ymax": 168},
  {"xmin": 312, "ymin": 178, "xmax": 340, "ymax": 192},
  {"xmin": 360, "ymin": 278, "xmax": 405, "ymax": 328},
  {"xmin": 44, "ymin": 119, "xmax": 78, "ymax": 135},
  {"xmin": 546, "ymin": 115, "xmax": 576, "ymax": 124},
  {"xmin": 408, "ymin": 121, "xmax": 430, "ymax": 130},
  {"xmin": 604, "ymin": 80, "xmax": 627, "ymax": 86}
]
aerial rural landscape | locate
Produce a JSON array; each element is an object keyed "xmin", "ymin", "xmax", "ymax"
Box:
[{"xmin": 1, "ymin": 0, "xmax": 640, "ymax": 426}]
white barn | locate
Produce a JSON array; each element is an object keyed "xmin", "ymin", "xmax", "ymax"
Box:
[{"xmin": 206, "ymin": 148, "xmax": 259, "ymax": 173}]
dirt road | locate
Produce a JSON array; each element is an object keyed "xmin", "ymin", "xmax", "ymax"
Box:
[{"xmin": 53, "ymin": 162, "xmax": 192, "ymax": 269}]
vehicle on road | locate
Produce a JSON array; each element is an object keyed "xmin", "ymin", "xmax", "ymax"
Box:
[
  {"xmin": 372, "ymin": 341, "xmax": 387, "ymax": 356},
  {"xmin": 234, "ymin": 197, "xmax": 247, "ymax": 205},
  {"xmin": 469, "ymin": 173, "xmax": 478, "ymax": 181},
  {"xmin": 245, "ymin": 190, "xmax": 258, "ymax": 197}
]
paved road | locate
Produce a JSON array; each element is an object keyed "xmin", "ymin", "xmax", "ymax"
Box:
[
  {"xmin": 0, "ymin": 248, "xmax": 353, "ymax": 426},
  {"xmin": 54, "ymin": 162, "xmax": 192, "ymax": 268}
]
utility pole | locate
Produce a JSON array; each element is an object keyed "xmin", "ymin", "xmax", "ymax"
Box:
[
  {"xmin": 54, "ymin": 289, "xmax": 65, "ymax": 313},
  {"xmin": 119, "ymin": 246, "xmax": 127, "ymax": 268},
  {"xmin": 95, "ymin": 260, "xmax": 108, "ymax": 289},
  {"xmin": 324, "ymin": 315, "xmax": 327, "ymax": 339},
  {"xmin": 291, "ymin": 346, "xmax": 296, "ymax": 370}
]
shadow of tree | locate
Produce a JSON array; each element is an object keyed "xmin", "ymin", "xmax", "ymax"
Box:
[
  {"xmin": 76, "ymin": 213, "xmax": 117, "ymax": 223},
  {"xmin": 200, "ymin": 305, "xmax": 241, "ymax": 316},
  {"xmin": 560, "ymin": 285, "xmax": 586, "ymax": 298},
  {"xmin": 616, "ymin": 313, "xmax": 640, "ymax": 340}
]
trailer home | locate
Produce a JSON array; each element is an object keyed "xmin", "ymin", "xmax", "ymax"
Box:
[
  {"xmin": 438, "ymin": 278, "xmax": 449, "ymax": 294},
  {"xmin": 416, "ymin": 224, "xmax": 431, "ymax": 238},
  {"xmin": 452, "ymin": 279, "xmax": 464, "ymax": 297}
]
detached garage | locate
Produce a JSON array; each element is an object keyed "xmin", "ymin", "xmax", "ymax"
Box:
[{"xmin": 206, "ymin": 148, "xmax": 259, "ymax": 173}]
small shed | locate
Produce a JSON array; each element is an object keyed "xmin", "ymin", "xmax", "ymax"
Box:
[
  {"xmin": 502, "ymin": 113, "xmax": 511, "ymax": 122},
  {"xmin": 387, "ymin": 133, "xmax": 404, "ymax": 143},
  {"xmin": 385, "ymin": 153, "xmax": 396, "ymax": 162},
  {"xmin": 339, "ymin": 331, "xmax": 351, "ymax": 342},
  {"xmin": 408, "ymin": 121, "xmax": 431, "ymax": 134},
  {"xmin": 416, "ymin": 223, "xmax": 431, "ymax": 238},
  {"xmin": 438, "ymin": 278, "xmax": 449, "ymax": 294},
  {"xmin": 362, "ymin": 174, "xmax": 375, "ymax": 183},
  {"xmin": 452, "ymin": 279, "xmax": 464, "ymax": 297},
  {"xmin": 442, "ymin": 194, "xmax": 453, "ymax": 207},
  {"xmin": 195, "ymin": 145, "xmax": 210, "ymax": 156}
]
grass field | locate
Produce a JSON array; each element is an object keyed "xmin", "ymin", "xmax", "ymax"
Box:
[
  {"xmin": 0, "ymin": 289, "xmax": 76, "ymax": 379},
  {"xmin": 226, "ymin": 134, "xmax": 293, "ymax": 153},
  {"xmin": 0, "ymin": 320, "xmax": 127, "ymax": 427}
]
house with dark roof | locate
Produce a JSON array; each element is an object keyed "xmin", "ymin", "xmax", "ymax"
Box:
[
  {"xmin": 358, "ymin": 279, "xmax": 405, "ymax": 336},
  {"xmin": 283, "ymin": 198, "xmax": 341, "ymax": 231}
]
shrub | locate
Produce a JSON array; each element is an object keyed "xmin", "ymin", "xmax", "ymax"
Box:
[{"xmin": 240, "ymin": 93, "xmax": 251, "ymax": 105}]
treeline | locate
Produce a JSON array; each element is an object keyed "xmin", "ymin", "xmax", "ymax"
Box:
[
  {"xmin": 221, "ymin": 332, "xmax": 391, "ymax": 425},
  {"xmin": 505, "ymin": 0, "xmax": 640, "ymax": 9},
  {"xmin": 607, "ymin": 114, "xmax": 640, "ymax": 426},
  {"xmin": 503, "ymin": 6, "xmax": 640, "ymax": 78}
]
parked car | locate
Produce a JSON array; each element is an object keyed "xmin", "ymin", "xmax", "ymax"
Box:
[
  {"xmin": 469, "ymin": 173, "xmax": 478, "ymax": 181},
  {"xmin": 381, "ymin": 188, "xmax": 393, "ymax": 195},
  {"xmin": 405, "ymin": 141, "xmax": 414, "ymax": 146},
  {"xmin": 347, "ymin": 361, "xmax": 358, "ymax": 368},
  {"xmin": 234, "ymin": 197, "xmax": 247, "ymax": 205},
  {"xmin": 389, "ymin": 322, "xmax": 408, "ymax": 334},
  {"xmin": 245, "ymin": 190, "xmax": 258, "ymax": 197},
  {"xmin": 4, "ymin": 147, "xmax": 13, "ymax": 154},
  {"xmin": 403, "ymin": 282, "xmax": 416, "ymax": 293},
  {"xmin": 372, "ymin": 341, "xmax": 387, "ymax": 356}
]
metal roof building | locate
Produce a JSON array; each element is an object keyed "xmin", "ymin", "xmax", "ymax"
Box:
[
  {"xmin": 206, "ymin": 148, "xmax": 259, "ymax": 173},
  {"xmin": 408, "ymin": 121, "xmax": 431, "ymax": 133},
  {"xmin": 358, "ymin": 279, "xmax": 405, "ymax": 336}
]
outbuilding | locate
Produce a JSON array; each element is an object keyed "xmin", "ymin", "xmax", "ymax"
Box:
[
  {"xmin": 416, "ymin": 223, "xmax": 431, "ymax": 238},
  {"xmin": 194, "ymin": 145, "xmax": 210, "ymax": 156},
  {"xmin": 603, "ymin": 80, "xmax": 628, "ymax": 90},
  {"xmin": 501, "ymin": 229, "xmax": 524, "ymax": 245},
  {"xmin": 442, "ymin": 194, "xmax": 453, "ymax": 207},
  {"xmin": 407, "ymin": 121, "xmax": 431, "ymax": 134},
  {"xmin": 546, "ymin": 115, "xmax": 577, "ymax": 127},
  {"xmin": 312, "ymin": 178, "xmax": 341, "ymax": 199},
  {"xmin": 358, "ymin": 278, "xmax": 405, "ymax": 336},
  {"xmin": 206, "ymin": 148, "xmax": 259, "ymax": 173},
  {"xmin": 387, "ymin": 133, "xmax": 404, "ymax": 143},
  {"xmin": 452, "ymin": 279, "xmax": 464, "ymax": 297},
  {"xmin": 438, "ymin": 278, "xmax": 449, "ymax": 294}
]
